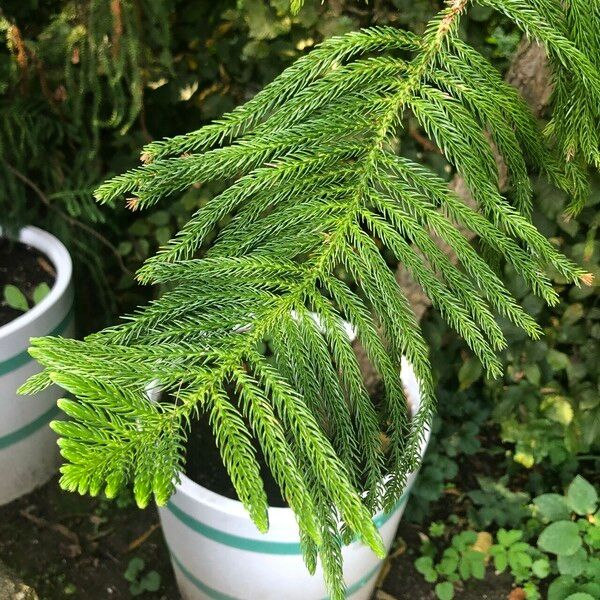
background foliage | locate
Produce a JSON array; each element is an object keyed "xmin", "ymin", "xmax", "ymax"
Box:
[
  {"xmin": 1, "ymin": 1, "xmax": 598, "ymax": 598},
  {"xmin": 1, "ymin": 0, "xmax": 522, "ymax": 321}
]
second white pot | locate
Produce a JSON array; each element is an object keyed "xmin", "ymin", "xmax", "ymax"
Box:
[
  {"xmin": 0, "ymin": 226, "xmax": 75, "ymax": 506},
  {"xmin": 158, "ymin": 357, "xmax": 430, "ymax": 600}
]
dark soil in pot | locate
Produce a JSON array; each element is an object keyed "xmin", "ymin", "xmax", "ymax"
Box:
[
  {"xmin": 185, "ymin": 412, "xmax": 287, "ymax": 507},
  {"xmin": 184, "ymin": 380, "xmax": 394, "ymax": 508},
  {"xmin": 0, "ymin": 239, "xmax": 56, "ymax": 327}
]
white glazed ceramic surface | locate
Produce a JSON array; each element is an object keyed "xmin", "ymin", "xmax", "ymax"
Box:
[
  {"xmin": 0, "ymin": 226, "xmax": 74, "ymax": 505},
  {"xmin": 159, "ymin": 357, "xmax": 430, "ymax": 600}
]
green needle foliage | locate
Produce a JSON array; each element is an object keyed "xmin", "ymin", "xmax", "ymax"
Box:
[{"xmin": 21, "ymin": 1, "xmax": 599, "ymax": 597}]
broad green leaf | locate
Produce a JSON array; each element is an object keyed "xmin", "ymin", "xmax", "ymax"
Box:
[
  {"xmin": 435, "ymin": 581, "xmax": 455, "ymax": 600},
  {"xmin": 547, "ymin": 349, "xmax": 570, "ymax": 371},
  {"xmin": 514, "ymin": 451, "xmax": 535, "ymax": 469},
  {"xmin": 117, "ymin": 241, "xmax": 132, "ymax": 256},
  {"xmin": 438, "ymin": 556, "xmax": 458, "ymax": 576},
  {"xmin": 538, "ymin": 521, "xmax": 582, "ymax": 556},
  {"xmin": 458, "ymin": 357, "xmax": 482, "ymax": 390},
  {"xmin": 562, "ymin": 303, "xmax": 584, "ymax": 325},
  {"xmin": 458, "ymin": 557, "xmax": 470, "ymax": 580},
  {"xmin": 532, "ymin": 558, "xmax": 551, "ymax": 578},
  {"xmin": 548, "ymin": 576, "xmax": 576, "ymax": 600},
  {"xmin": 124, "ymin": 557, "xmax": 145, "ymax": 582},
  {"xmin": 523, "ymin": 581, "xmax": 541, "ymax": 600},
  {"xmin": 141, "ymin": 571, "xmax": 161, "ymax": 592},
  {"xmin": 492, "ymin": 548, "xmax": 508, "ymax": 572},
  {"xmin": 541, "ymin": 395, "xmax": 574, "ymax": 426},
  {"xmin": 415, "ymin": 556, "xmax": 437, "ymax": 582},
  {"xmin": 523, "ymin": 363, "xmax": 541, "ymax": 385},
  {"xmin": 557, "ymin": 548, "xmax": 588, "ymax": 577},
  {"xmin": 564, "ymin": 595, "xmax": 594, "ymax": 600},
  {"xmin": 470, "ymin": 555, "xmax": 485, "ymax": 580},
  {"xmin": 508, "ymin": 550, "xmax": 532, "ymax": 573},
  {"xmin": 586, "ymin": 557, "xmax": 600, "ymax": 579},
  {"xmin": 567, "ymin": 476, "xmax": 598, "ymax": 515},
  {"xmin": 415, "ymin": 556, "xmax": 434, "ymax": 574},
  {"xmin": 129, "ymin": 581, "xmax": 144, "ymax": 596},
  {"xmin": 3, "ymin": 284, "xmax": 28, "ymax": 312},
  {"xmin": 534, "ymin": 494, "xmax": 572, "ymax": 521},
  {"xmin": 497, "ymin": 528, "xmax": 523, "ymax": 547},
  {"xmin": 155, "ymin": 226, "xmax": 171, "ymax": 246},
  {"xmin": 33, "ymin": 282, "xmax": 51, "ymax": 305},
  {"xmin": 580, "ymin": 583, "xmax": 600, "ymax": 598},
  {"xmin": 147, "ymin": 210, "xmax": 169, "ymax": 226}
]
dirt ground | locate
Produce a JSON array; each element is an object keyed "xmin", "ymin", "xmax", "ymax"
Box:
[{"xmin": 0, "ymin": 476, "xmax": 518, "ymax": 600}]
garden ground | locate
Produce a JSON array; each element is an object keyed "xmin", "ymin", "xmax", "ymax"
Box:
[{"xmin": 0, "ymin": 474, "xmax": 517, "ymax": 600}]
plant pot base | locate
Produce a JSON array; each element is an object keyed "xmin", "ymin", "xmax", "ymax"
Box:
[
  {"xmin": 0, "ymin": 227, "xmax": 74, "ymax": 506},
  {"xmin": 158, "ymin": 358, "xmax": 428, "ymax": 600},
  {"xmin": 0, "ymin": 413, "xmax": 61, "ymax": 505},
  {"xmin": 160, "ymin": 489, "xmax": 410, "ymax": 600}
]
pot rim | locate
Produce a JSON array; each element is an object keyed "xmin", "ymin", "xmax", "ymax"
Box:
[
  {"xmin": 0, "ymin": 226, "xmax": 72, "ymax": 339},
  {"xmin": 172, "ymin": 356, "xmax": 429, "ymax": 521}
]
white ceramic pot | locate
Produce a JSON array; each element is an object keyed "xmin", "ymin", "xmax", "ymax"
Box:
[
  {"xmin": 158, "ymin": 357, "xmax": 430, "ymax": 600},
  {"xmin": 0, "ymin": 226, "xmax": 75, "ymax": 505}
]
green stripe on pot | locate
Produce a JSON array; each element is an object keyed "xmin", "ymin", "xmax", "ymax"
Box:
[
  {"xmin": 166, "ymin": 488, "xmax": 409, "ymax": 555},
  {"xmin": 167, "ymin": 500, "xmax": 302, "ymax": 555},
  {"xmin": 169, "ymin": 547, "xmax": 382, "ymax": 600},
  {"xmin": 0, "ymin": 403, "xmax": 61, "ymax": 450},
  {"xmin": 0, "ymin": 304, "xmax": 74, "ymax": 376}
]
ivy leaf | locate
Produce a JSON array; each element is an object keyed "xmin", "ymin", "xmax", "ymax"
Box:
[
  {"xmin": 567, "ymin": 476, "xmax": 598, "ymax": 515},
  {"xmin": 4, "ymin": 284, "xmax": 29, "ymax": 312},
  {"xmin": 538, "ymin": 521, "xmax": 582, "ymax": 556},
  {"xmin": 33, "ymin": 282, "xmax": 51, "ymax": 305},
  {"xmin": 435, "ymin": 581, "xmax": 455, "ymax": 600},
  {"xmin": 534, "ymin": 494, "xmax": 572, "ymax": 522}
]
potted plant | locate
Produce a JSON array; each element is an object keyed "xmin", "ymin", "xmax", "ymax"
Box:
[
  {"xmin": 21, "ymin": 0, "xmax": 599, "ymax": 598},
  {"xmin": 0, "ymin": 226, "xmax": 74, "ymax": 505}
]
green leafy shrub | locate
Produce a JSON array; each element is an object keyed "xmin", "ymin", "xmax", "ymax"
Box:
[
  {"xmin": 404, "ymin": 389, "xmax": 490, "ymax": 522},
  {"xmin": 416, "ymin": 530, "xmax": 487, "ymax": 599},
  {"xmin": 468, "ymin": 175, "xmax": 600, "ymax": 471},
  {"xmin": 415, "ymin": 475, "xmax": 599, "ymax": 599},
  {"xmin": 124, "ymin": 557, "xmax": 161, "ymax": 596},
  {"xmin": 19, "ymin": 1, "xmax": 600, "ymax": 597}
]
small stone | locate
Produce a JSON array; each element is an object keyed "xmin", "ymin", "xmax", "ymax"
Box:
[{"xmin": 0, "ymin": 560, "xmax": 39, "ymax": 600}]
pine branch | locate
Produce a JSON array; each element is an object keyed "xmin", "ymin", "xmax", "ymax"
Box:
[{"xmin": 21, "ymin": 2, "xmax": 599, "ymax": 597}]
